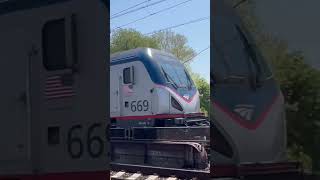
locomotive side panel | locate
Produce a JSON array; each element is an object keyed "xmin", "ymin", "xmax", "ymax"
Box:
[
  {"xmin": 36, "ymin": 0, "xmax": 109, "ymax": 173},
  {"xmin": 0, "ymin": 0, "xmax": 109, "ymax": 177},
  {"xmin": 0, "ymin": 26, "xmax": 32, "ymax": 175},
  {"xmin": 111, "ymin": 60, "xmax": 155, "ymax": 118},
  {"xmin": 110, "ymin": 69, "xmax": 120, "ymax": 117},
  {"xmin": 152, "ymin": 87, "xmax": 170, "ymax": 115},
  {"xmin": 121, "ymin": 61, "xmax": 154, "ymax": 117}
]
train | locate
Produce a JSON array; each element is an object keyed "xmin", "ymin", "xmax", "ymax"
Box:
[
  {"xmin": 0, "ymin": 0, "xmax": 109, "ymax": 179},
  {"xmin": 110, "ymin": 48, "xmax": 205, "ymax": 128},
  {"xmin": 110, "ymin": 47, "xmax": 210, "ymax": 169},
  {"xmin": 109, "ymin": 48, "xmax": 210, "ymax": 169},
  {"xmin": 211, "ymin": 0, "xmax": 301, "ymax": 177}
]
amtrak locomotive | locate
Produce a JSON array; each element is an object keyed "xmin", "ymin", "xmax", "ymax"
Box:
[
  {"xmin": 0, "ymin": 0, "xmax": 109, "ymax": 179},
  {"xmin": 212, "ymin": 0, "xmax": 287, "ymax": 169},
  {"xmin": 110, "ymin": 48, "xmax": 202, "ymax": 128}
]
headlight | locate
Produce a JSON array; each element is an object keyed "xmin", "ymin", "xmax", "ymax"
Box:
[{"xmin": 171, "ymin": 96, "xmax": 183, "ymax": 111}]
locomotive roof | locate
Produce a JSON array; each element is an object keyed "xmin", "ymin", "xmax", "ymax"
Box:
[
  {"xmin": 0, "ymin": 0, "xmax": 108, "ymax": 15},
  {"xmin": 110, "ymin": 48, "xmax": 180, "ymax": 85},
  {"xmin": 110, "ymin": 48, "xmax": 177, "ymax": 63}
]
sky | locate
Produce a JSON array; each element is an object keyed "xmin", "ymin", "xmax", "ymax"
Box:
[
  {"xmin": 110, "ymin": 0, "xmax": 210, "ymax": 82},
  {"xmin": 254, "ymin": 0, "xmax": 320, "ymax": 69}
]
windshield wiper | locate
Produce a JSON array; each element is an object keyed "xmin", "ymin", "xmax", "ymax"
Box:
[
  {"xmin": 185, "ymin": 71, "xmax": 193, "ymax": 90},
  {"xmin": 223, "ymin": 75, "xmax": 247, "ymax": 83},
  {"xmin": 187, "ymin": 80, "xmax": 192, "ymax": 90},
  {"xmin": 161, "ymin": 67, "xmax": 179, "ymax": 89}
]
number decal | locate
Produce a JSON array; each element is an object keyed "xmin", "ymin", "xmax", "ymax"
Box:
[
  {"xmin": 143, "ymin": 100, "xmax": 149, "ymax": 111},
  {"xmin": 67, "ymin": 124, "xmax": 105, "ymax": 159},
  {"xmin": 131, "ymin": 101, "xmax": 136, "ymax": 112},
  {"xmin": 68, "ymin": 125, "xmax": 83, "ymax": 159},
  {"xmin": 137, "ymin": 101, "xmax": 143, "ymax": 111},
  {"xmin": 87, "ymin": 123, "xmax": 104, "ymax": 158},
  {"xmin": 129, "ymin": 100, "xmax": 149, "ymax": 112}
]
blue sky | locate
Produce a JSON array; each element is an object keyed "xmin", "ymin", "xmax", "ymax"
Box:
[{"xmin": 110, "ymin": 0, "xmax": 210, "ymax": 82}]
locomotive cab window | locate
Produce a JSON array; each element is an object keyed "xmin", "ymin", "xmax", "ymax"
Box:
[
  {"xmin": 123, "ymin": 67, "xmax": 134, "ymax": 84},
  {"xmin": 213, "ymin": 18, "xmax": 251, "ymax": 81},
  {"xmin": 42, "ymin": 15, "xmax": 78, "ymax": 71},
  {"xmin": 42, "ymin": 19, "xmax": 67, "ymax": 70},
  {"xmin": 235, "ymin": 25, "xmax": 273, "ymax": 81},
  {"xmin": 160, "ymin": 62, "xmax": 193, "ymax": 89},
  {"xmin": 213, "ymin": 16, "xmax": 274, "ymax": 85}
]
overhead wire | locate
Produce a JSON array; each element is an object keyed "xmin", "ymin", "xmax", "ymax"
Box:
[
  {"xmin": 112, "ymin": 0, "xmax": 192, "ymax": 30},
  {"xmin": 144, "ymin": 16, "xmax": 209, "ymax": 35},
  {"xmin": 184, "ymin": 46, "xmax": 210, "ymax": 64},
  {"xmin": 111, "ymin": 0, "xmax": 152, "ymax": 17},
  {"xmin": 111, "ymin": 0, "xmax": 169, "ymax": 19}
]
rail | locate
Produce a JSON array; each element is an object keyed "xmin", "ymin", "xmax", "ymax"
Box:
[{"xmin": 110, "ymin": 163, "xmax": 210, "ymax": 179}]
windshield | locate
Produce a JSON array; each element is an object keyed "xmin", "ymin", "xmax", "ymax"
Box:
[
  {"xmin": 160, "ymin": 62, "xmax": 194, "ymax": 89},
  {"xmin": 213, "ymin": 16, "xmax": 272, "ymax": 84}
]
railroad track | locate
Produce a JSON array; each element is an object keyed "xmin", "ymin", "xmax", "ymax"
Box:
[
  {"xmin": 110, "ymin": 163, "xmax": 210, "ymax": 180},
  {"xmin": 111, "ymin": 171, "xmax": 185, "ymax": 180}
]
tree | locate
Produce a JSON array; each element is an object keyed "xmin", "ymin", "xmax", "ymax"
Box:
[
  {"xmin": 152, "ymin": 30, "xmax": 196, "ymax": 62},
  {"xmin": 190, "ymin": 73, "xmax": 210, "ymax": 116},
  {"xmin": 110, "ymin": 29, "xmax": 159, "ymax": 53},
  {"xmin": 272, "ymin": 51, "xmax": 320, "ymax": 171}
]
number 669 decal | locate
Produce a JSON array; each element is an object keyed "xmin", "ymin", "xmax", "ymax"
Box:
[
  {"xmin": 67, "ymin": 123, "xmax": 105, "ymax": 159},
  {"xmin": 130, "ymin": 100, "xmax": 149, "ymax": 112}
]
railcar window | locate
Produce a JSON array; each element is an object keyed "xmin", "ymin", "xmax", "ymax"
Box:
[
  {"xmin": 123, "ymin": 67, "xmax": 131, "ymax": 84},
  {"xmin": 42, "ymin": 19, "xmax": 67, "ymax": 70}
]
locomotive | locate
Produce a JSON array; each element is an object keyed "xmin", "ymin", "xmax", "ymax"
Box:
[
  {"xmin": 0, "ymin": 0, "xmax": 109, "ymax": 179},
  {"xmin": 109, "ymin": 48, "xmax": 210, "ymax": 169},
  {"xmin": 110, "ymin": 48, "xmax": 204, "ymax": 128},
  {"xmin": 211, "ymin": 0, "xmax": 298, "ymax": 177}
]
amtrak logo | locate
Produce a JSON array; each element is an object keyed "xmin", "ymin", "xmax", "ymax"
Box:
[
  {"xmin": 183, "ymin": 94, "xmax": 190, "ymax": 100},
  {"xmin": 234, "ymin": 104, "xmax": 255, "ymax": 121}
]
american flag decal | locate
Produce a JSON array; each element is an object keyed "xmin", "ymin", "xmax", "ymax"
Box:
[
  {"xmin": 123, "ymin": 84, "xmax": 133, "ymax": 96},
  {"xmin": 45, "ymin": 74, "xmax": 75, "ymax": 100}
]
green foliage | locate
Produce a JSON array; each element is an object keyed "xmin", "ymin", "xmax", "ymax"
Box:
[
  {"xmin": 110, "ymin": 29, "xmax": 159, "ymax": 53},
  {"xmin": 190, "ymin": 73, "xmax": 210, "ymax": 115},
  {"xmin": 232, "ymin": 0, "xmax": 260, "ymax": 34},
  {"xmin": 110, "ymin": 29, "xmax": 196, "ymax": 63},
  {"xmin": 273, "ymin": 52, "xmax": 320, "ymax": 171},
  {"xmin": 152, "ymin": 30, "xmax": 195, "ymax": 62},
  {"xmin": 288, "ymin": 144, "xmax": 312, "ymax": 171}
]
